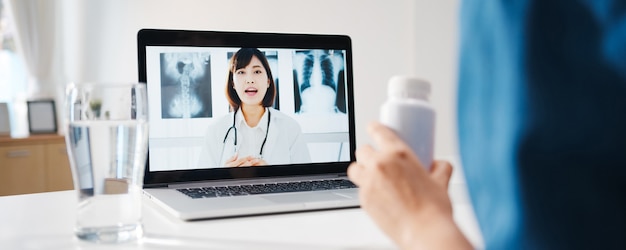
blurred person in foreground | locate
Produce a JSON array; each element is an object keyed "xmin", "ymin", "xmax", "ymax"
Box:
[{"xmin": 348, "ymin": 1, "xmax": 626, "ymax": 249}]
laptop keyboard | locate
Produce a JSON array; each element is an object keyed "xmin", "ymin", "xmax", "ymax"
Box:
[{"xmin": 177, "ymin": 179, "xmax": 357, "ymax": 199}]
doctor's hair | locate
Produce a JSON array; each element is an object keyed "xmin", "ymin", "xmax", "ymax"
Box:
[{"xmin": 226, "ymin": 48, "xmax": 276, "ymax": 111}]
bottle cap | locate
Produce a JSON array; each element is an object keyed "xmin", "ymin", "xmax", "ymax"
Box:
[{"xmin": 388, "ymin": 76, "xmax": 430, "ymax": 100}]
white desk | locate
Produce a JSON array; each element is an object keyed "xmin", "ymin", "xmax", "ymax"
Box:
[{"xmin": 0, "ymin": 187, "xmax": 483, "ymax": 249}]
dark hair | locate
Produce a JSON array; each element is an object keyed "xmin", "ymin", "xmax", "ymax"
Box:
[{"xmin": 225, "ymin": 48, "xmax": 276, "ymax": 111}]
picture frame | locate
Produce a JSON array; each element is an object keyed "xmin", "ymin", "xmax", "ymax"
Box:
[
  {"xmin": 27, "ymin": 100, "xmax": 58, "ymax": 134},
  {"xmin": 0, "ymin": 102, "xmax": 10, "ymax": 137}
]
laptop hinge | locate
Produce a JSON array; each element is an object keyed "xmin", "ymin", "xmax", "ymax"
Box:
[{"xmin": 166, "ymin": 174, "xmax": 345, "ymax": 189}]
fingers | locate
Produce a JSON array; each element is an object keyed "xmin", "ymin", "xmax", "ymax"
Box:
[
  {"xmin": 228, "ymin": 155, "xmax": 251, "ymax": 167},
  {"xmin": 347, "ymin": 162, "xmax": 363, "ymax": 186},
  {"xmin": 227, "ymin": 153, "xmax": 238, "ymax": 162},
  {"xmin": 355, "ymin": 144, "xmax": 377, "ymax": 164},
  {"xmin": 349, "ymin": 144, "xmax": 378, "ymax": 187},
  {"xmin": 224, "ymin": 154, "xmax": 239, "ymax": 167},
  {"xmin": 236, "ymin": 156, "xmax": 256, "ymax": 167},
  {"xmin": 367, "ymin": 122, "xmax": 408, "ymax": 152},
  {"xmin": 249, "ymin": 158, "xmax": 267, "ymax": 166},
  {"xmin": 430, "ymin": 160, "xmax": 453, "ymax": 188},
  {"xmin": 232, "ymin": 156, "xmax": 266, "ymax": 167},
  {"xmin": 248, "ymin": 159, "xmax": 259, "ymax": 166}
]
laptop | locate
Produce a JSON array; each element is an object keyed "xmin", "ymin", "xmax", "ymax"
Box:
[{"xmin": 137, "ymin": 29, "xmax": 359, "ymax": 220}]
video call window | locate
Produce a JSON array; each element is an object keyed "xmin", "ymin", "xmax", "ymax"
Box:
[{"xmin": 146, "ymin": 47, "xmax": 351, "ymax": 171}]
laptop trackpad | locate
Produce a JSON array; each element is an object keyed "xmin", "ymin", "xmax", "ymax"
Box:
[{"xmin": 262, "ymin": 192, "xmax": 350, "ymax": 204}]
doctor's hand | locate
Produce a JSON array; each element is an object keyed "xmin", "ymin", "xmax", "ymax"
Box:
[
  {"xmin": 347, "ymin": 122, "xmax": 472, "ymax": 250},
  {"xmin": 225, "ymin": 153, "xmax": 268, "ymax": 167}
]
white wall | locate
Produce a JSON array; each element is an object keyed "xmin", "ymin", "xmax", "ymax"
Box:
[
  {"xmin": 60, "ymin": 0, "xmax": 460, "ymax": 159},
  {"xmin": 57, "ymin": 2, "xmax": 481, "ymax": 245}
]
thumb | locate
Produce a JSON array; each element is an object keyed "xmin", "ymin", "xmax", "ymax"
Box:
[
  {"xmin": 347, "ymin": 162, "xmax": 364, "ymax": 187},
  {"xmin": 430, "ymin": 160, "xmax": 453, "ymax": 189}
]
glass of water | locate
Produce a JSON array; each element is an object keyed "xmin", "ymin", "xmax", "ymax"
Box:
[{"xmin": 64, "ymin": 83, "xmax": 149, "ymax": 243}]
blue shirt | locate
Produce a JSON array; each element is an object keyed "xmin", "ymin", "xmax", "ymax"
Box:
[{"xmin": 458, "ymin": 1, "xmax": 626, "ymax": 249}]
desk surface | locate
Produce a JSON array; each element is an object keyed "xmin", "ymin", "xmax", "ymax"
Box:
[{"xmin": 0, "ymin": 189, "xmax": 483, "ymax": 249}]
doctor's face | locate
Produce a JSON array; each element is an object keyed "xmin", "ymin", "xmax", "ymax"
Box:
[{"xmin": 232, "ymin": 55, "xmax": 270, "ymax": 107}]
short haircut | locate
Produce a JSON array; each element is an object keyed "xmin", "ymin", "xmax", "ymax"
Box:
[{"xmin": 225, "ymin": 48, "xmax": 276, "ymax": 111}]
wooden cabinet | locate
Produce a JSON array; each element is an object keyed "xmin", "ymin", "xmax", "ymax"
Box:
[
  {"xmin": 45, "ymin": 142, "xmax": 73, "ymax": 192},
  {"xmin": 0, "ymin": 135, "xmax": 73, "ymax": 196},
  {"xmin": 0, "ymin": 144, "xmax": 46, "ymax": 195}
]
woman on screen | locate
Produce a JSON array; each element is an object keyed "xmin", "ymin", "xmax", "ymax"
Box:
[{"xmin": 198, "ymin": 48, "xmax": 310, "ymax": 168}]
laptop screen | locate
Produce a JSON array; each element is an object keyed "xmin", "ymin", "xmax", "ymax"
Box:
[{"xmin": 138, "ymin": 29, "xmax": 356, "ymax": 186}]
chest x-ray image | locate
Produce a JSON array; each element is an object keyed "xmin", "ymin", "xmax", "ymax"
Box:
[
  {"xmin": 160, "ymin": 52, "xmax": 213, "ymax": 119},
  {"xmin": 293, "ymin": 50, "xmax": 346, "ymax": 114}
]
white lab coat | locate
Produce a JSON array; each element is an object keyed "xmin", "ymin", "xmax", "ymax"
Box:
[{"xmin": 197, "ymin": 108, "xmax": 310, "ymax": 168}]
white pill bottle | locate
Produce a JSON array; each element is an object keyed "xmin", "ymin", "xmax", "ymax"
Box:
[{"xmin": 380, "ymin": 76, "xmax": 436, "ymax": 169}]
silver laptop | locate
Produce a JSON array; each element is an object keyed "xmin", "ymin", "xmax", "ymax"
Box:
[{"xmin": 137, "ymin": 29, "xmax": 359, "ymax": 220}]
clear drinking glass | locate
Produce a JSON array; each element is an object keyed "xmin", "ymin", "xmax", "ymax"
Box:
[{"xmin": 64, "ymin": 83, "xmax": 149, "ymax": 243}]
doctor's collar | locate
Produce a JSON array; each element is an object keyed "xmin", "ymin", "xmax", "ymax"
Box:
[{"xmin": 235, "ymin": 107, "xmax": 270, "ymax": 132}]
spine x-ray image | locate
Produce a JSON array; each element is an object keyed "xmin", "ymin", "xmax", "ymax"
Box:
[
  {"xmin": 160, "ymin": 52, "xmax": 213, "ymax": 119},
  {"xmin": 293, "ymin": 50, "xmax": 346, "ymax": 114}
]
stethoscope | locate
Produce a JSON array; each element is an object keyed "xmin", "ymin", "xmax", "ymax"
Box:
[{"xmin": 220, "ymin": 107, "xmax": 271, "ymax": 163}]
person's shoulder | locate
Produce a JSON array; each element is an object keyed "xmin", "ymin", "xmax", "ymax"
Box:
[
  {"xmin": 205, "ymin": 113, "xmax": 232, "ymax": 135},
  {"xmin": 269, "ymin": 108, "xmax": 301, "ymax": 130},
  {"xmin": 269, "ymin": 108, "xmax": 295, "ymax": 121},
  {"xmin": 210, "ymin": 112, "xmax": 233, "ymax": 125}
]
